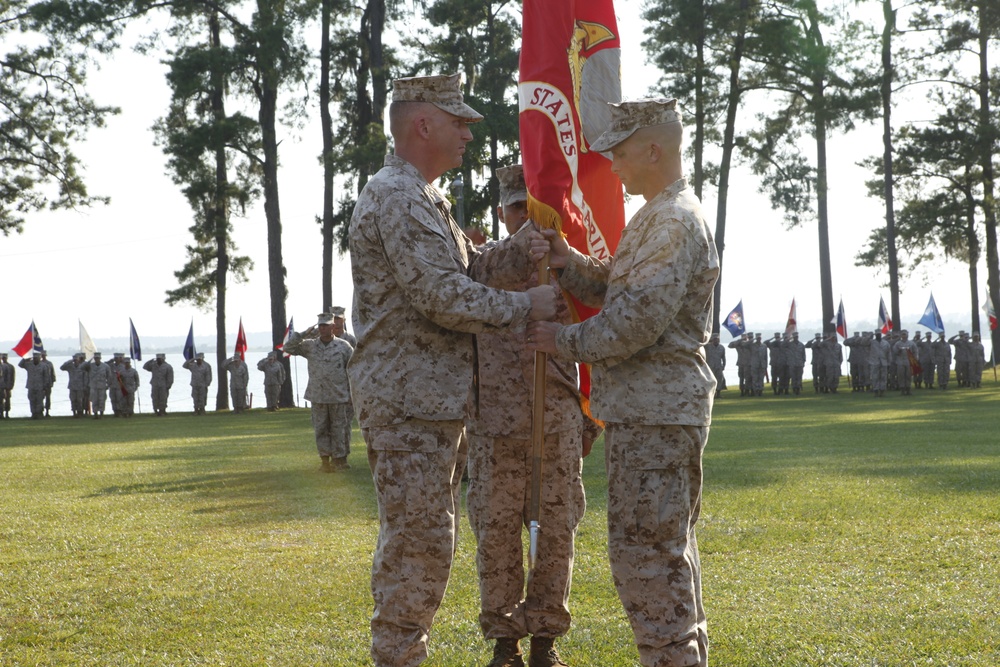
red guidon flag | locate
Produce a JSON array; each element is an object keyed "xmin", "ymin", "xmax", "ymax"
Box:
[
  {"xmin": 235, "ymin": 318, "xmax": 248, "ymax": 361},
  {"xmin": 519, "ymin": 0, "xmax": 625, "ymax": 415}
]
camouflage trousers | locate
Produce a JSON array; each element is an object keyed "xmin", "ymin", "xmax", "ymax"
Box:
[
  {"xmin": 70, "ymin": 388, "xmax": 88, "ymax": 414},
  {"xmin": 230, "ymin": 385, "xmax": 248, "ymax": 411},
  {"xmin": 192, "ymin": 385, "xmax": 208, "ymax": 411},
  {"xmin": 605, "ymin": 423, "xmax": 708, "ymax": 667},
  {"xmin": 264, "ymin": 384, "xmax": 281, "ymax": 410},
  {"xmin": 311, "ymin": 402, "xmax": 351, "ymax": 458},
  {"xmin": 90, "ymin": 387, "xmax": 108, "ymax": 414},
  {"xmin": 27, "ymin": 388, "xmax": 45, "ymax": 418},
  {"xmin": 1, "ymin": 388, "xmax": 10, "ymax": 412},
  {"xmin": 936, "ymin": 362, "xmax": 950, "ymax": 388},
  {"xmin": 870, "ymin": 364, "xmax": 888, "ymax": 392},
  {"xmin": 466, "ymin": 429, "xmax": 585, "ymax": 640},
  {"xmin": 365, "ymin": 418, "xmax": 467, "ymax": 667},
  {"xmin": 151, "ymin": 386, "xmax": 169, "ymax": 413}
]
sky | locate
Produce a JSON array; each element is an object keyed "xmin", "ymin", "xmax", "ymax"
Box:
[{"xmin": 1, "ymin": 1, "xmax": 990, "ymax": 355}]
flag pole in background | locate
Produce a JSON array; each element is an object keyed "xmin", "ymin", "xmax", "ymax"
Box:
[
  {"xmin": 129, "ymin": 318, "xmax": 142, "ymax": 413},
  {"xmin": 183, "ymin": 320, "xmax": 197, "ymax": 362},
  {"xmin": 80, "ymin": 321, "xmax": 98, "ymax": 360},
  {"xmin": 785, "ymin": 298, "xmax": 797, "ymax": 336},
  {"xmin": 12, "ymin": 321, "xmax": 36, "ymax": 358},
  {"xmin": 519, "ymin": 0, "xmax": 624, "ymax": 575}
]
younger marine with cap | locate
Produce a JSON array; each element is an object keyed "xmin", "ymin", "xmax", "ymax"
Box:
[{"xmin": 528, "ymin": 98, "xmax": 718, "ymax": 667}]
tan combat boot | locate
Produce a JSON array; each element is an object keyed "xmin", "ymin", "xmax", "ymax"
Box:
[
  {"xmin": 529, "ymin": 636, "xmax": 568, "ymax": 667},
  {"xmin": 486, "ymin": 638, "xmax": 524, "ymax": 667}
]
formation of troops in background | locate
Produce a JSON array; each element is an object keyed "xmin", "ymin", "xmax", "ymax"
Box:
[
  {"xmin": 705, "ymin": 329, "xmax": 988, "ymax": 398},
  {"xmin": 0, "ymin": 307, "xmax": 355, "ymax": 422}
]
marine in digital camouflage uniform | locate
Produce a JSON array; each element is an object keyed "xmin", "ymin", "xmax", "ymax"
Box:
[
  {"xmin": 284, "ymin": 316, "xmax": 353, "ymax": 471},
  {"xmin": 182, "ymin": 353, "xmax": 212, "ymax": 414},
  {"xmin": 0, "ymin": 353, "xmax": 14, "ymax": 418},
  {"xmin": 60, "ymin": 353, "xmax": 89, "ymax": 417},
  {"xmin": 332, "ymin": 305, "xmax": 356, "ymax": 446},
  {"xmin": 224, "ymin": 355, "xmax": 250, "ymax": 413},
  {"xmin": 949, "ymin": 331, "xmax": 970, "ymax": 387},
  {"xmin": 256, "ymin": 351, "xmax": 287, "ymax": 411},
  {"xmin": 917, "ymin": 331, "xmax": 935, "ymax": 388},
  {"xmin": 727, "ymin": 333, "xmax": 750, "ymax": 396},
  {"xmin": 18, "ymin": 352, "xmax": 50, "ymax": 419},
  {"xmin": 348, "ymin": 74, "xmax": 558, "ymax": 667},
  {"xmin": 864, "ymin": 331, "xmax": 891, "ymax": 397},
  {"xmin": 39, "ymin": 351, "xmax": 55, "ymax": 416},
  {"xmin": 804, "ymin": 333, "xmax": 824, "ymax": 392},
  {"xmin": 82, "ymin": 352, "xmax": 115, "ymax": 418},
  {"xmin": 121, "ymin": 359, "xmax": 140, "ymax": 416},
  {"xmin": 704, "ymin": 334, "xmax": 726, "ymax": 398},
  {"xmin": 890, "ymin": 330, "xmax": 916, "ymax": 395},
  {"xmin": 968, "ymin": 332, "xmax": 985, "ymax": 387},
  {"xmin": 143, "ymin": 354, "xmax": 174, "ymax": 415},
  {"xmin": 529, "ymin": 98, "xmax": 718, "ymax": 667},
  {"xmin": 932, "ymin": 332, "xmax": 952, "ymax": 389},
  {"xmin": 465, "ymin": 164, "xmax": 596, "ymax": 667},
  {"xmin": 786, "ymin": 332, "xmax": 806, "ymax": 395}
]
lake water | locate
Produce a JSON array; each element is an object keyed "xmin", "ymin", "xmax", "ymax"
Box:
[{"xmin": 2, "ymin": 352, "xmax": 312, "ymax": 419}]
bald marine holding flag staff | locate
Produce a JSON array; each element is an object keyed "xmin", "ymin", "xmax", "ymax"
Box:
[
  {"xmin": 348, "ymin": 73, "xmax": 559, "ymax": 667},
  {"xmin": 528, "ymin": 98, "xmax": 719, "ymax": 667}
]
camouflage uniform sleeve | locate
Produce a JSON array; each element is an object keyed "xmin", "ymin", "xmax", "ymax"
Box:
[
  {"xmin": 283, "ymin": 332, "xmax": 309, "ymax": 358},
  {"xmin": 557, "ymin": 220, "xmax": 694, "ymax": 366},
  {"xmin": 377, "ymin": 190, "xmax": 532, "ymax": 333},
  {"xmin": 557, "ymin": 247, "xmax": 611, "ymax": 309},
  {"xmin": 466, "ymin": 223, "xmax": 536, "ymax": 290}
]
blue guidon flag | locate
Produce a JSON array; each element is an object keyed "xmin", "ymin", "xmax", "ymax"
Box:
[
  {"xmin": 723, "ymin": 300, "xmax": 746, "ymax": 337},
  {"xmin": 918, "ymin": 293, "xmax": 945, "ymax": 334},
  {"xmin": 129, "ymin": 318, "xmax": 142, "ymax": 361},
  {"xmin": 183, "ymin": 321, "xmax": 197, "ymax": 362}
]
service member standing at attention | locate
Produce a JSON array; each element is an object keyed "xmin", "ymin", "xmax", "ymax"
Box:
[
  {"xmin": 39, "ymin": 351, "xmax": 56, "ymax": 417},
  {"xmin": 182, "ymin": 352, "xmax": 213, "ymax": 414},
  {"xmin": 256, "ymin": 351, "xmax": 286, "ymax": 411},
  {"xmin": 348, "ymin": 73, "xmax": 558, "ymax": 667},
  {"xmin": 82, "ymin": 352, "xmax": 115, "ymax": 419},
  {"xmin": 224, "ymin": 354, "xmax": 250, "ymax": 413},
  {"xmin": 465, "ymin": 164, "xmax": 597, "ymax": 667},
  {"xmin": 284, "ymin": 314, "xmax": 353, "ymax": 472},
  {"xmin": 0, "ymin": 352, "xmax": 14, "ymax": 418},
  {"xmin": 18, "ymin": 351, "xmax": 50, "ymax": 419},
  {"xmin": 705, "ymin": 333, "xmax": 726, "ymax": 398},
  {"xmin": 143, "ymin": 353, "xmax": 174, "ymax": 416},
  {"xmin": 528, "ymin": 98, "xmax": 719, "ymax": 667},
  {"xmin": 121, "ymin": 358, "xmax": 140, "ymax": 416},
  {"xmin": 61, "ymin": 353, "xmax": 89, "ymax": 417}
]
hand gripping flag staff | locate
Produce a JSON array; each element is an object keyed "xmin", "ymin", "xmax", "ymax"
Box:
[{"xmin": 520, "ymin": 0, "xmax": 625, "ymax": 574}]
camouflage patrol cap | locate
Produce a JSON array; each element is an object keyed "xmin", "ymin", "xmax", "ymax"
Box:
[
  {"xmin": 196, "ymin": 352, "xmax": 205, "ymax": 359},
  {"xmin": 94, "ymin": 352, "xmax": 102, "ymax": 358},
  {"xmin": 392, "ymin": 74, "xmax": 483, "ymax": 123},
  {"xmin": 156, "ymin": 353, "xmax": 166, "ymax": 360},
  {"xmin": 497, "ymin": 165, "xmax": 528, "ymax": 207},
  {"xmin": 317, "ymin": 312, "xmax": 335, "ymax": 326},
  {"xmin": 590, "ymin": 98, "xmax": 682, "ymax": 153},
  {"xmin": 330, "ymin": 306, "xmax": 346, "ymax": 318}
]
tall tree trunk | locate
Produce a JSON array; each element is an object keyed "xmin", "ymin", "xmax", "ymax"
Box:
[
  {"xmin": 210, "ymin": 10, "xmax": 231, "ymax": 411},
  {"xmin": 320, "ymin": 0, "xmax": 334, "ymax": 311},
  {"xmin": 256, "ymin": 0, "xmax": 291, "ymax": 406},
  {"xmin": 977, "ymin": 1, "xmax": 999, "ymax": 361},
  {"xmin": 881, "ymin": 0, "xmax": 901, "ymax": 332},
  {"xmin": 692, "ymin": 0, "xmax": 705, "ymax": 199},
  {"xmin": 711, "ymin": 0, "xmax": 749, "ymax": 334},
  {"xmin": 966, "ymin": 191, "xmax": 982, "ymax": 334},
  {"xmin": 808, "ymin": 5, "xmax": 834, "ymax": 335}
]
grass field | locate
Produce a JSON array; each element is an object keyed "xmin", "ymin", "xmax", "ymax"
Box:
[{"xmin": 2, "ymin": 382, "xmax": 998, "ymax": 666}]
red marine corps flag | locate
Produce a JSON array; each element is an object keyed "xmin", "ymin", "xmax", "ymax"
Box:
[
  {"xmin": 520, "ymin": 0, "xmax": 625, "ymax": 574},
  {"xmin": 519, "ymin": 0, "xmax": 625, "ymax": 414}
]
